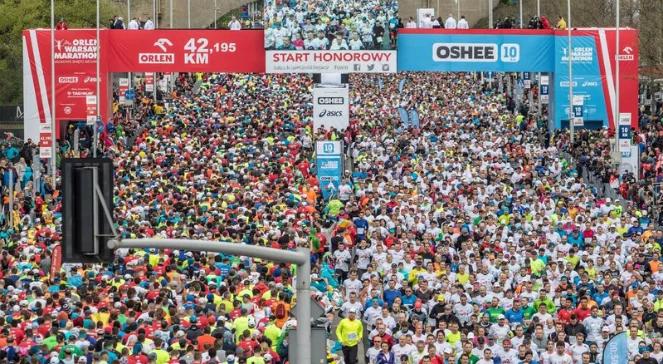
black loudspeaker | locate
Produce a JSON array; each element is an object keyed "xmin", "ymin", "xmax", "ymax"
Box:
[
  {"xmin": 62, "ymin": 158, "xmax": 115, "ymax": 263},
  {"xmin": 312, "ymin": 73, "xmax": 349, "ymax": 84}
]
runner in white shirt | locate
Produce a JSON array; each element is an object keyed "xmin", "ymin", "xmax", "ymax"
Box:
[
  {"xmin": 476, "ymin": 348, "xmax": 495, "ymax": 364},
  {"xmin": 341, "ymin": 292, "xmax": 364, "ymax": 316},
  {"xmin": 405, "ymin": 17, "xmax": 417, "ymax": 28},
  {"xmin": 549, "ymin": 342, "xmax": 573, "ymax": 364},
  {"xmin": 445, "ymin": 14, "xmax": 457, "ymax": 29},
  {"xmin": 457, "ymin": 16, "xmax": 470, "ymax": 29},
  {"xmin": 569, "ymin": 333, "xmax": 589, "ymax": 364},
  {"xmin": 228, "ymin": 17, "xmax": 242, "ymax": 30},
  {"xmin": 392, "ymin": 336, "xmax": 415, "ymax": 364},
  {"xmin": 127, "ymin": 18, "xmax": 140, "ymax": 30},
  {"xmin": 143, "ymin": 17, "xmax": 155, "ymax": 30},
  {"xmin": 343, "ymin": 270, "xmax": 363, "ymax": 299},
  {"xmin": 348, "ymin": 33, "xmax": 364, "ymax": 50}
]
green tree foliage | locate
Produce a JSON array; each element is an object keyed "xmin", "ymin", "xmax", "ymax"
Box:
[
  {"xmin": 0, "ymin": 0, "xmax": 117, "ymax": 105},
  {"xmin": 475, "ymin": 0, "xmax": 662, "ymax": 67}
]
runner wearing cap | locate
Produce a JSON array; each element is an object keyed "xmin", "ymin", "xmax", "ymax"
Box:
[{"xmin": 336, "ymin": 307, "xmax": 363, "ymax": 364}]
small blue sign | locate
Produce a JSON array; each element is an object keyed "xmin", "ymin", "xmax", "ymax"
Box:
[
  {"xmin": 541, "ymin": 85, "xmax": 549, "ymax": 95},
  {"xmin": 618, "ymin": 125, "xmax": 631, "ymax": 139},
  {"xmin": 573, "ymin": 106, "xmax": 583, "ymax": 118},
  {"xmin": 523, "ymin": 72, "xmax": 531, "ymax": 80},
  {"xmin": 316, "ymin": 141, "xmax": 343, "ymax": 200},
  {"xmin": 125, "ymin": 89, "xmax": 136, "ymax": 101}
]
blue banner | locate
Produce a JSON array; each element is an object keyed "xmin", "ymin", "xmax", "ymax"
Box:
[
  {"xmin": 553, "ymin": 36, "xmax": 608, "ymax": 128},
  {"xmin": 398, "ymin": 78, "xmax": 407, "ymax": 93},
  {"xmin": 316, "ymin": 141, "xmax": 343, "ymax": 200},
  {"xmin": 602, "ymin": 332, "xmax": 627, "ymax": 364},
  {"xmin": 397, "ymin": 33, "xmax": 554, "ymax": 72},
  {"xmin": 409, "ymin": 110, "xmax": 420, "ymax": 128},
  {"xmin": 398, "ymin": 107, "xmax": 410, "ymax": 127}
]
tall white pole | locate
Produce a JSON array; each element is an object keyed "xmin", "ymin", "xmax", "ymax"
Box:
[
  {"xmin": 93, "ymin": 0, "xmax": 100, "ymax": 158},
  {"xmin": 50, "ymin": 0, "xmax": 56, "ymax": 180},
  {"xmin": 169, "ymin": 0, "xmax": 173, "ymax": 28},
  {"xmin": 536, "ymin": 0, "xmax": 540, "ymax": 20},
  {"xmin": 519, "ymin": 0, "xmax": 523, "ymax": 28},
  {"xmin": 214, "ymin": 0, "xmax": 218, "ymax": 29},
  {"xmin": 537, "ymin": 0, "xmax": 541, "ymax": 117},
  {"xmin": 614, "ymin": 0, "xmax": 621, "ymax": 162},
  {"xmin": 128, "ymin": 0, "xmax": 132, "ymax": 100},
  {"xmin": 457, "ymin": 0, "xmax": 460, "ymax": 21},
  {"xmin": 188, "ymin": 0, "xmax": 191, "ymax": 29},
  {"xmin": 489, "ymin": 0, "xmax": 493, "ymax": 29},
  {"xmin": 153, "ymin": 0, "xmax": 157, "ymax": 104},
  {"xmin": 568, "ymin": 0, "xmax": 574, "ymax": 143}
]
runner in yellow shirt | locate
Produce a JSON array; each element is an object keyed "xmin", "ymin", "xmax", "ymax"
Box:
[{"xmin": 336, "ymin": 308, "xmax": 363, "ymax": 364}]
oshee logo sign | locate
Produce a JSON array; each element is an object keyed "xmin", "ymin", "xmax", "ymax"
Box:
[
  {"xmin": 432, "ymin": 43, "xmax": 520, "ymax": 63},
  {"xmin": 313, "ymin": 87, "xmax": 349, "ymax": 130}
]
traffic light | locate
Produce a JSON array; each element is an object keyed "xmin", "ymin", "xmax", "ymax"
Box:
[{"xmin": 62, "ymin": 158, "xmax": 115, "ymax": 263}]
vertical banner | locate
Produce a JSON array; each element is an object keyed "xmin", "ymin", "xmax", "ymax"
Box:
[
  {"xmin": 312, "ymin": 86, "xmax": 350, "ymax": 131},
  {"xmin": 144, "ymin": 72, "xmax": 155, "ymax": 93},
  {"xmin": 118, "ymin": 77, "xmax": 129, "ymax": 104},
  {"xmin": 540, "ymin": 75, "xmax": 550, "ymax": 104},
  {"xmin": 85, "ymin": 95, "xmax": 97, "ymax": 125},
  {"xmin": 618, "ymin": 112, "xmax": 632, "ymax": 153},
  {"xmin": 602, "ymin": 332, "xmax": 627, "ymax": 364},
  {"xmin": 573, "ymin": 95, "xmax": 584, "ymax": 127},
  {"xmin": 398, "ymin": 107, "xmax": 410, "ymax": 127},
  {"xmin": 39, "ymin": 123, "xmax": 52, "ymax": 158},
  {"xmin": 316, "ymin": 141, "xmax": 343, "ymax": 200},
  {"xmin": 50, "ymin": 243, "xmax": 62, "ymax": 278},
  {"xmin": 23, "ymin": 29, "xmax": 110, "ymax": 142}
]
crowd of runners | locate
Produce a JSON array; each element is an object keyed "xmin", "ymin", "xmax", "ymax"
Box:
[
  {"xmin": 0, "ymin": 71, "xmax": 660, "ymax": 364},
  {"xmin": 263, "ymin": 0, "xmax": 399, "ymax": 50}
]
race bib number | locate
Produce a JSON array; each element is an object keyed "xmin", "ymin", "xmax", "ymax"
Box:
[{"xmin": 348, "ymin": 333, "xmax": 358, "ymax": 340}]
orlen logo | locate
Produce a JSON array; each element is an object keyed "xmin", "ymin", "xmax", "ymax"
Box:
[
  {"xmin": 83, "ymin": 76, "xmax": 98, "ymax": 83},
  {"xmin": 138, "ymin": 38, "xmax": 175, "ymax": 64},
  {"xmin": 618, "ymin": 46, "xmax": 635, "ymax": 61},
  {"xmin": 63, "ymin": 106, "xmax": 72, "ymax": 115},
  {"xmin": 317, "ymin": 97, "xmax": 344, "ymax": 105},
  {"xmin": 433, "ymin": 43, "xmax": 498, "ymax": 62},
  {"xmin": 58, "ymin": 76, "xmax": 78, "ymax": 84},
  {"xmin": 319, "ymin": 110, "xmax": 343, "ymax": 117}
]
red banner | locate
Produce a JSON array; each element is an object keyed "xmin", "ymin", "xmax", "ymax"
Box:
[
  {"xmin": 118, "ymin": 77, "xmax": 129, "ymax": 104},
  {"xmin": 602, "ymin": 29, "xmax": 639, "ymax": 130},
  {"xmin": 106, "ymin": 30, "xmax": 265, "ymax": 73},
  {"xmin": 23, "ymin": 29, "xmax": 110, "ymax": 140},
  {"xmin": 144, "ymin": 72, "xmax": 155, "ymax": 93}
]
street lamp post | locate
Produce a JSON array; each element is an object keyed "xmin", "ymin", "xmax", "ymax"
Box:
[
  {"xmin": 94, "ymin": 0, "xmax": 100, "ymax": 158},
  {"xmin": 214, "ymin": 0, "xmax": 218, "ymax": 29},
  {"xmin": 489, "ymin": 0, "xmax": 493, "ymax": 29},
  {"xmin": 537, "ymin": 0, "xmax": 541, "ymax": 118},
  {"xmin": 568, "ymin": 0, "xmax": 574, "ymax": 144},
  {"xmin": 50, "ymin": 0, "xmax": 56, "ymax": 180},
  {"xmin": 614, "ymin": 0, "xmax": 621, "ymax": 163},
  {"xmin": 519, "ymin": 0, "xmax": 523, "ymax": 28},
  {"xmin": 456, "ymin": 0, "xmax": 460, "ymax": 21},
  {"xmin": 188, "ymin": 0, "xmax": 191, "ymax": 29}
]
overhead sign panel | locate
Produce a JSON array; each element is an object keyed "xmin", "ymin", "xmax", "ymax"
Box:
[{"xmin": 397, "ymin": 29, "xmax": 554, "ymax": 72}]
